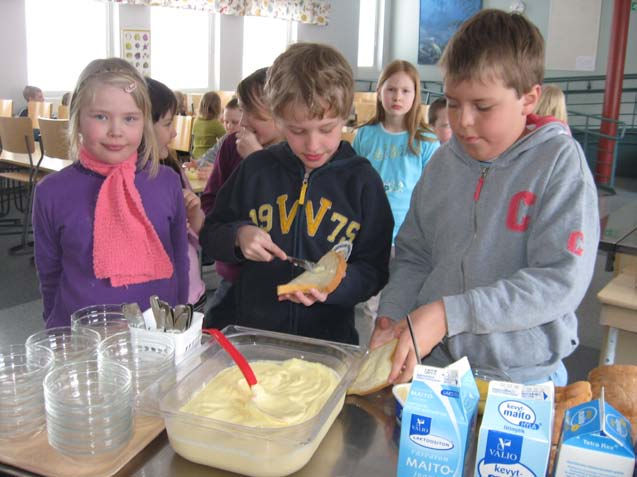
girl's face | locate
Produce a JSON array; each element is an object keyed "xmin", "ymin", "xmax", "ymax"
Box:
[
  {"xmin": 223, "ymin": 107, "xmax": 242, "ymax": 135},
  {"xmin": 239, "ymin": 107, "xmax": 281, "ymax": 147},
  {"xmin": 79, "ymin": 83, "xmax": 144, "ymax": 165},
  {"xmin": 379, "ymin": 71, "xmax": 416, "ymax": 122},
  {"xmin": 153, "ymin": 111, "xmax": 177, "ymax": 159}
]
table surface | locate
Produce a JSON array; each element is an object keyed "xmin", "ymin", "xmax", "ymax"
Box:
[
  {"xmin": 599, "ymin": 201, "xmax": 637, "ymax": 252},
  {"xmin": 0, "ymin": 147, "xmax": 71, "ymax": 174},
  {"xmin": 0, "ymin": 388, "xmax": 401, "ymax": 477}
]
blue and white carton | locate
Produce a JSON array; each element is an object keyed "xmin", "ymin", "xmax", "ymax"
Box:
[
  {"xmin": 397, "ymin": 357, "xmax": 479, "ymax": 477},
  {"xmin": 554, "ymin": 390, "xmax": 635, "ymax": 477},
  {"xmin": 475, "ymin": 380, "xmax": 554, "ymax": 477}
]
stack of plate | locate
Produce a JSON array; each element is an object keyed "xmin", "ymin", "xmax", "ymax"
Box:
[
  {"xmin": 0, "ymin": 344, "xmax": 55, "ymax": 440},
  {"xmin": 98, "ymin": 331, "xmax": 175, "ymax": 398},
  {"xmin": 43, "ymin": 360, "xmax": 133, "ymax": 456},
  {"xmin": 71, "ymin": 304, "xmax": 130, "ymax": 341},
  {"xmin": 26, "ymin": 326, "xmax": 101, "ymax": 366}
]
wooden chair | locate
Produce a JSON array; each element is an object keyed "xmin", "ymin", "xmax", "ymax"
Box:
[
  {"xmin": 57, "ymin": 104, "xmax": 69, "ymax": 120},
  {"xmin": 0, "ymin": 117, "xmax": 44, "ymax": 252},
  {"xmin": 169, "ymin": 115, "xmax": 194, "ymax": 153},
  {"xmin": 218, "ymin": 90, "xmax": 236, "ymax": 110},
  {"xmin": 419, "ymin": 104, "xmax": 430, "ymax": 125},
  {"xmin": 341, "ymin": 127, "xmax": 356, "ymax": 144},
  {"xmin": 189, "ymin": 94, "xmax": 203, "ymax": 116},
  {"xmin": 355, "ymin": 102, "xmax": 377, "ymax": 125},
  {"xmin": 354, "ymin": 92, "xmax": 377, "ymax": 103},
  {"xmin": 27, "ymin": 100, "xmax": 52, "ymax": 129},
  {"xmin": 38, "ymin": 118, "xmax": 70, "ymax": 159},
  {"xmin": 0, "ymin": 99, "xmax": 12, "ymax": 117}
]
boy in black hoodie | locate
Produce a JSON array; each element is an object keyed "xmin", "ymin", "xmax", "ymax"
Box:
[{"xmin": 200, "ymin": 43, "xmax": 393, "ymax": 344}]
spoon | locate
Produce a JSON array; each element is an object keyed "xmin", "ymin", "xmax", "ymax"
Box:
[{"xmin": 203, "ymin": 328, "xmax": 257, "ymax": 388}]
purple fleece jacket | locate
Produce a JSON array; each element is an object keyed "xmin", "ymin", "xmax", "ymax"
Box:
[{"xmin": 33, "ymin": 162, "xmax": 189, "ymax": 328}]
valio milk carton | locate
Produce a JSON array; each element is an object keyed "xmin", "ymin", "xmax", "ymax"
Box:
[
  {"xmin": 397, "ymin": 357, "xmax": 479, "ymax": 477},
  {"xmin": 554, "ymin": 390, "xmax": 635, "ymax": 477},
  {"xmin": 475, "ymin": 380, "xmax": 554, "ymax": 477}
]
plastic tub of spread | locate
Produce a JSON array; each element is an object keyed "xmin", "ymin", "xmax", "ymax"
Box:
[{"xmin": 137, "ymin": 326, "xmax": 365, "ymax": 477}]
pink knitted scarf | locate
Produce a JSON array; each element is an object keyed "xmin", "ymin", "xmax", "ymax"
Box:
[{"xmin": 79, "ymin": 147, "xmax": 174, "ymax": 287}]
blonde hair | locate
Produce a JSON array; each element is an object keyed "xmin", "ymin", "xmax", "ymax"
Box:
[
  {"xmin": 265, "ymin": 42, "xmax": 353, "ymax": 121},
  {"xmin": 439, "ymin": 9, "xmax": 544, "ymax": 97},
  {"xmin": 198, "ymin": 91, "xmax": 221, "ymax": 120},
  {"xmin": 366, "ymin": 60, "xmax": 435, "ymax": 155},
  {"xmin": 535, "ymin": 84, "xmax": 568, "ymax": 123},
  {"xmin": 68, "ymin": 58, "xmax": 158, "ymax": 175}
]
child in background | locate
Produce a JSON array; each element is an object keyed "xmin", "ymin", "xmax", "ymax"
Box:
[
  {"xmin": 428, "ymin": 97, "xmax": 452, "ymax": 144},
  {"xmin": 353, "ymin": 60, "xmax": 439, "ymax": 244},
  {"xmin": 191, "ymin": 91, "xmax": 225, "ymax": 159},
  {"xmin": 370, "ymin": 10, "xmax": 599, "ymax": 385},
  {"xmin": 353, "ymin": 60, "xmax": 438, "ymax": 320},
  {"xmin": 193, "ymin": 97, "xmax": 242, "ymax": 180},
  {"xmin": 200, "ymin": 67, "xmax": 285, "ymax": 309},
  {"xmin": 18, "ymin": 85, "xmax": 44, "ymax": 117},
  {"xmin": 200, "ymin": 43, "xmax": 393, "ymax": 344},
  {"xmin": 61, "ymin": 92, "xmax": 71, "ymax": 106},
  {"xmin": 535, "ymin": 83, "xmax": 568, "ymax": 124},
  {"xmin": 147, "ymin": 77, "xmax": 206, "ymax": 312},
  {"xmin": 33, "ymin": 58, "xmax": 189, "ymax": 328},
  {"xmin": 174, "ymin": 90, "xmax": 189, "ymax": 116}
]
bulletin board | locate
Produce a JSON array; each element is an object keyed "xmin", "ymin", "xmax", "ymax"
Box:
[
  {"xmin": 121, "ymin": 28, "xmax": 151, "ymax": 76},
  {"xmin": 546, "ymin": 0, "xmax": 602, "ymax": 71}
]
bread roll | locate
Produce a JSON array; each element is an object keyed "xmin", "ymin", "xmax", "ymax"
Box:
[
  {"xmin": 552, "ymin": 381, "xmax": 592, "ymax": 445},
  {"xmin": 347, "ymin": 339, "xmax": 398, "ymax": 396},
  {"xmin": 277, "ymin": 249, "xmax": 347, "ymax": 295},
  {"xmin": 589, "ymin": 365, "xmax": 637, "ymax": 417}
]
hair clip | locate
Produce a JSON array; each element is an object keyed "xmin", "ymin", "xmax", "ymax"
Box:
[{"xmin": 124, "ymin": 82, "xmax": 137, "ymax": 93}]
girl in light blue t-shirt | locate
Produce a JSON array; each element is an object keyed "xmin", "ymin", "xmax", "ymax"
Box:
[{"xmin": 353, "ymin": 60, "xmax": 439, "ymax": 242}]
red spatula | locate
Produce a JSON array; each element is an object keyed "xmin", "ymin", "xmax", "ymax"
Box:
[{"xmin": 203, "ymin": 328, "xmax": 257, "ymax": 388}]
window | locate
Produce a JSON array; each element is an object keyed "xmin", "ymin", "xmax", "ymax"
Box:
[
  {"xmin": 242, "ymin": 16, "xmax": 296, "ymax": 78},
  {"xmin": 357, "ymin": 0, "xmax": 384, "ymax": 69},
  {"xmin": 151, "ymin": 7, "xmax": 211, "ymax": 90},
  {"xmin": 25, "ymin": 0, "xmax": 109, "ymax": 92}
]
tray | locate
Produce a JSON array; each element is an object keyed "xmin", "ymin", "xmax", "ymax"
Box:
[{"xmin": 0, "ymin": 415, "xmax": 164, "ymax": 477}]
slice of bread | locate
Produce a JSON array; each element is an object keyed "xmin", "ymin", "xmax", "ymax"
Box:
[
  {"xmin": 277, "ymin": 249, "xmax": 347, "ymax": 295},
  {"xmin": 347, "ymin": 338, "xmax": 398, "ymax": 396}
]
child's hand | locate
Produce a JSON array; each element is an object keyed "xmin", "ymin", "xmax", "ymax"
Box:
[
  {"xmin": 278, "ymin": 289, "xmax": 328, "ymax": 306},
  {"xmin": 184, "ymin": 160, "xmax": 198, "ymax": 170},
  {"xmin": 236, "ymin": 224, "xmax": 286, "ymax": 262},
  {"xmin": 369, "ymin": 316, "xmax": 405, "ymax": 349},
  {"xmin": 183, "ymin": 189, "xmax": 204, "ymax": 233},
  {"xmin": 197, "ymin": 163, "xmax": 213, "ymax": 180},
  {"xmin": 236, "ymin": 127, "xmax": 263, "ymax": 158},
  {"xmin": 388, "ymin": 300, "xmax": 448, "ymax": 384}
]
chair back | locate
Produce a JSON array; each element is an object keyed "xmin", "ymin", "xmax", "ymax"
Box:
[
  {"xmin": 27, "ymin": 101, "xmax": 53, "ymax": 129},
  {"xmin": 419, "ymin": 104, "xmax": 430, "ymax": 125},
  {"xmin": 0, "ymin": 117, "xmax": 36, "ymax": 154},
  {"xmin": 169, "ymin": 115, "xmax": 193, "ymax": 153},
  {"xmin": 57, "ymin": 104, "xmax": 70, "ymax": 120},
  {"xmin": 189, "ymin": 94, "xmax": 203, "ymax": 115},
  {"xmin": 218, "ymin": 90, "xmax": 235, "ymax": 110},
  {"xmin": 38, "ymin": 118, "xmax": 70, "ymax": 159},
  {"xmin": 354, "ymin": 92, "xmax": 377, "ymax": 104},
  {"xmin": 355, "ymin": 102, "xmax": 377, "ymax": 125},
  {"xmin": 0, "ymin": 99, "xmax": 12, "ymax": 117}
]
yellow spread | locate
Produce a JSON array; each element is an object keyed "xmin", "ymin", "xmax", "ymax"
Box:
[{"xmin": 180, "ymin": 358, "xmax": 339, "ymax": 428}]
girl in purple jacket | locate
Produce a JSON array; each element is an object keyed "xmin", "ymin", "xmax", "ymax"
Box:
[{"xmin": 33, "ymin": 58, "xmax": 189, "ymax": 328}]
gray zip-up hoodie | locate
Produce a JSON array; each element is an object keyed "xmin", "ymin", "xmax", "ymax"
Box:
[{"xmin": 378, "ymin": 117, "xmax": 600, "ymax": 383}]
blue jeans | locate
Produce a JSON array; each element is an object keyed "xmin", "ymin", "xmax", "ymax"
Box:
[{"xmin": 524, "ymin": 361, "xmax": 568, "ymax": 386}]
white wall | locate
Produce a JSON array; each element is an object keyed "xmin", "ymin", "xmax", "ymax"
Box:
[{"xmin": 0, "ymin": 0, "xmax": 28, "ymax": 113}]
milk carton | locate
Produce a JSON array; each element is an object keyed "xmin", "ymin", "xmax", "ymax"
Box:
[
  {"xmin": 397, "ymin": 357, "xmax": 479, "ymax": 477},
  {"xmin": 475, "ymin": 381, "xmax": 554, "ymax": 477},
  {"xmin": 554, "ymin": 391, "xmax": 635, "ymax": 477}
]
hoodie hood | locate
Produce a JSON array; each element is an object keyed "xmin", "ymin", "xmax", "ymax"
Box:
[{"xmin": 446, "ymin": 114, "xmax": 572, "ymax": 169}]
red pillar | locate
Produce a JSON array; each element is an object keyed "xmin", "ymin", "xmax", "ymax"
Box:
[{"xmin": 595, "ymin": 0, "xmax": 631, "ymax": 186}]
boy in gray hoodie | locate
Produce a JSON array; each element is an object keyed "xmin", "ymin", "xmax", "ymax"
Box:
[{"xmin": 370, "ymin": 9, "xmax": 599, "ymax": 385}]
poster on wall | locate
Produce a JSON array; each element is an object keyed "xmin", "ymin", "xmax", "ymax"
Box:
[
  {"xmin": 418, "ymin": 0, "xmax": 482, "ymax": 65},
  {"xmin": 121, "ymin": 28, "xmax": 151, "ymax": 77}
]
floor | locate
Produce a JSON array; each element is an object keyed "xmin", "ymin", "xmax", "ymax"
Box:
[{"xmin": 1, "ymin": 176, "xmax": 636, "ymax": 384}]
